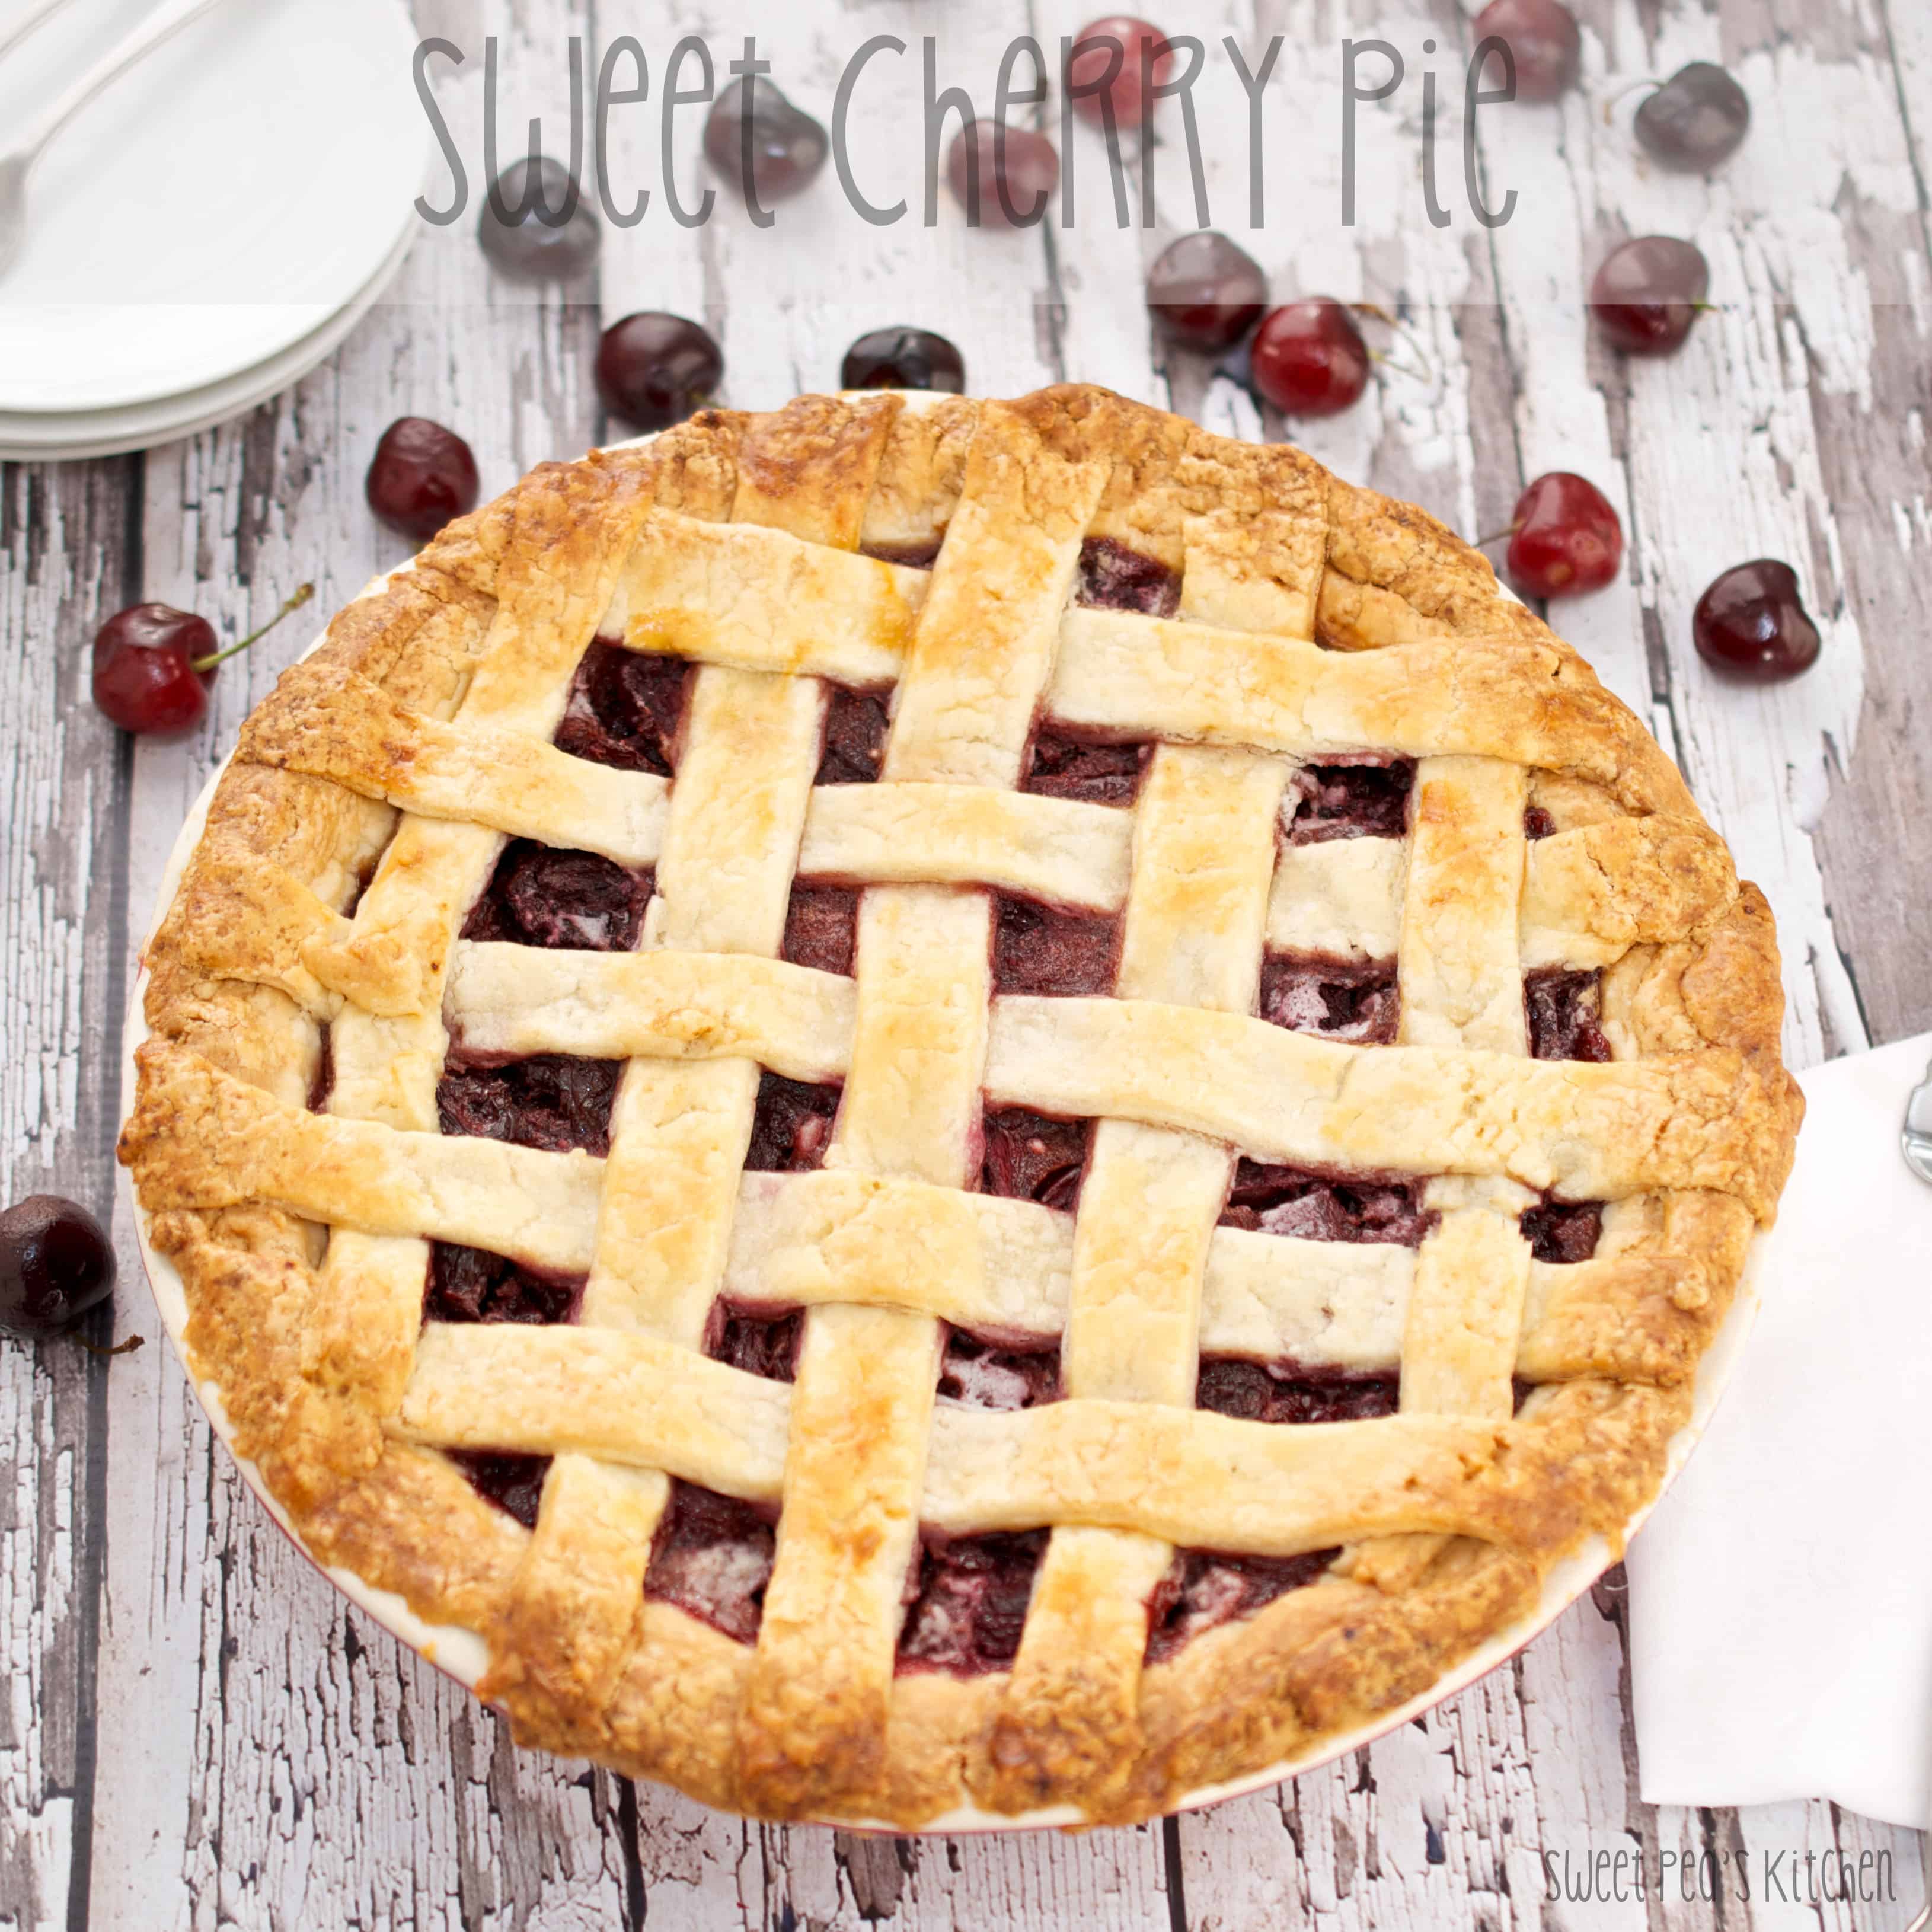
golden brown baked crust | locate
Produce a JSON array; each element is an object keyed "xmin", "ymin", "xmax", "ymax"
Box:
[{"xmin": 120, "ymin": 385, "xmax": 1800, "ymax": 1828}]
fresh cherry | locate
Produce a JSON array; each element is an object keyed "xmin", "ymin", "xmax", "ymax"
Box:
[
  {"xmin": 1472, "ymin": 0, "xmax": 1582, "ymax": 103},
  {"xmin": 366, "ymin": 418, "xmax": 481, "ymax": 541},
  {"xmin": 1068, "ymin": 16, "xmax": 1176, "ymax": 126},
  {"xmin": 702, "ymin": 75, "xmax": 828, "ymax": 203},
  {"xmin": 1693, "ymin": 560, "xmax": 1821, "ymax": 681},
  {"xmin": 945, "ymin": 122, "xmax": 1059, "ymax": 227},
  {"xmin": 595, "ymin": 313, "xmax": 723, "ymax": 431},
  {"xmin": 91, "ymin": 585, "xmax": 312, "ymax": 736},
  {"xmin": 475, "ymin": 157, "xmax": 600, "ymax": 280},
  {"xmin": 1589, "ymin": 237, "xmax": 1710, "ymax": 355},
  {"xmin": 840, "ymin": 327, "xmax": 965, "ymax": 394},
  {"xmin": 1249, "ymin": 299, "xmax": 1370, "ymax": 417},
  {"xmin": 1147, "ymin": 231, "xmax": 1267, "ymax": 352},
  {"xmin": 0, "ymin": 1196, "xmax": 114, "ymax": 1341},
  {"xmin": 1633, "ymin": 62, "xmax": 1750, "ymax": 170},
  {"xmin": 1503, "ymin": 474, "xmax": 1623, "ymax": 598}
]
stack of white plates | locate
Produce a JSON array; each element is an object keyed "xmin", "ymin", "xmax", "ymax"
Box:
[{"xmin": 0, "ymin": 0, "xmax": 425, "ymax": 461}]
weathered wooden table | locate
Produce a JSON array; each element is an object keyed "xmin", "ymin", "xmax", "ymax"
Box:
[{"xmin": 5, "ymin": 0, "xmax": 1929, "ymax": 1924}]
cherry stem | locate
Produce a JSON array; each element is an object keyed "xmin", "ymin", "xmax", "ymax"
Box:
[
  {"xmin": 1354, "ymin": 304, "xmax": 1438, "ymax": 391},
  {"xmin": 1473, "ymin": 523, "xmax": 1522, "ymax": 548},
  {"xmin": 191, "ymin": 582, "xmax": 314, "ymax": 673},
  {"xmin": 68, "ymin": 1330, "xmax": 144, "ymax": 1358},
  {"xmin": 1368, "ymin": 349, "xmax": 1431, "ymax": 385},
  {"xmin": 1601, "ymin": 75, "xmax": 1662, "ymax": 124}
]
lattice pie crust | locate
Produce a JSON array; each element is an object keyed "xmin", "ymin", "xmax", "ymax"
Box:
[{"xmin": 121, "ymin": 386, "xmax": 1800, "ymax": 1827}]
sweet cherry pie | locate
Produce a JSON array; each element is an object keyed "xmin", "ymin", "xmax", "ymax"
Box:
[{"xmin": 120, "ymin": 385, "xmax": 1801, "ymax": 1826}]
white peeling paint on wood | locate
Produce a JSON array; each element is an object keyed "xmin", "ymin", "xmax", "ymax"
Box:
[
  {"xmin": 0, "ymin": 456, "xmax": 133, "ymax": 1932},
  {"xmin": 1, "ymin": 0, "xmax": 1927, "ymax": 1924}
]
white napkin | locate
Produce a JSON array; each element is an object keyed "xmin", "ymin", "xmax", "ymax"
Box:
[{"xmin": 1628, "ymin": 1030, "xmax": 1932, "ymax": 1827}]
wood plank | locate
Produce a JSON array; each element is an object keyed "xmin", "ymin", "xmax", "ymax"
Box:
[
  {"xmin": 0, "ymin": 455, "xmax": 138, "ymax": 1932},
  {"xmin": 1811, "ymin": 0, "xmax": 1932, "ymax": 1046},
  {"xmin": 627, "ymin": 1792, "xmax": 1176, "ymax": 1930}
]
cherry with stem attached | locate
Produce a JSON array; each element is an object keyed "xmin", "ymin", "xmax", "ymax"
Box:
[
  {"xmin": 1243, "ymin": 299, "xmax": 1430, "ymax": 418},
  {"xmin": 91, "ymin": 584, "xmax": 314, "ymax": 736},
  {"xmin": 1478, "ymin": 474, "xmax": 1624, "ymax": 599}
]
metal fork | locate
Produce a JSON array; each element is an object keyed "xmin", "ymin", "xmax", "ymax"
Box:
[
  {"xmin": 1905, "ymin": 1055, "xmax": 1932, "ymax": 1187},
  {"xmin": 0, "ymin": 0, "xmax": 231, "ymax": 282}
]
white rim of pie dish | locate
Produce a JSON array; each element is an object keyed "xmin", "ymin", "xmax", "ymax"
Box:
[{"xmin": 116, "ymin": 421, "xmax": 1768, "ymax": 1834}]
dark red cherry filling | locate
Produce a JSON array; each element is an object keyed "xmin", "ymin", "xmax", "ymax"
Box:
[
  {"xmin": 1219, "ymin": 1161, "xmax": 1432, "ymax": 1246},
  {"xmin": 816, "ymin": 686, "xmax": 890, "ymax": 784},
  {"xmin": 937, "ymin": 1327, "xmax": 1062, "ymax": 1410},
  {"xmin": 980, "ymin": 1109, "xmax": 1091, "ymax": 1209},
  {"xmin": 706, "ymin": 1303, "xmax": 803, "ymax": 1382},
  {"xmin": 746, "ymin": 1074, "xmax": 841, "ymax": 1172},
  {"xmin": 425, "ymin": 1246, "xmax": 585, "ymax": 1325},
  {"xmin": 897, "ymin": 1531, "xmax": 1047, "ymax": 1676},
  {"xmin": 1075, "ymin": 536, "xmax": 1182, "ymax": 618},
  {"xmin": 1525, "ymin": 967, "xmax": 1612, "ymax": 1062},
  {"xmin": 1195, "ymin": 1358, "xmax": 1402, "ymax": 1424},
  {"xmin": 436, "ymin": 1052, "xmax": 621, "ymax": 1155},
  {"xmin": 308, "ymin": 1023, "xmax": 334, "ymax": 1113},
  {"xmin": 781, "ymin": 884, "xmax": 858, "ymax": 976},
  {"xmin": 858, "ymin": 538, "xmax": 943, "ymax": 570},
  {"xmin": 554, "ymin": 639, "xmax": 692, "ymax": 775},
  {"xmin": 644, "ymin": 1480, "xmax": 776, "ymax": 1644},
  {"xmin": 1021, "ymin": 729, "xmax": 1151, "ymax": 806},
  {"xmin": 1285, "ymin": 761, "xmax": 1414, "ymax": 844},
  {"xmin": 448, "ymin": 1449, "xmax": 551, "ymax": 1530},
  {"xmin": 1519, "ymin": 1197, "xmax": 1604, "ymax": 1263},
  {"xmin": 992, "ymin": 898, "xmax": 1120, "ymax": 997},
  {"xmin": 461, "ymin": 842, "xmax": 654, "ymax": 952},
  {"xmin": 1259, "ymin": 954, "xmax": 1400, "ymax": 1045},
  {"xmin": 1524, "ymin": 804, "xmax": 1557, "ymax": 839},
  {"xmin": 1144, "ymin": 1549, "xmax": 1338, "ymax": 1665}
]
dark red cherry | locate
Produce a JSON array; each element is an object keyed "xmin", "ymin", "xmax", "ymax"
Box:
[
  {"xmin": 1147, "ymin": 231, "xmax": 1267, "ymax": 352},
  {"xmin": 91, "ymin": 604, "xmax": 216, "ymax": 734},
  {"xmin": 1634, "ymin": 63, "xmax": 1750, "ymax": 170},
  {"xmin": 0, "ymin": 1196, "xmax": 114, "ymax": 1340},
  {"xmin": 703, "ymin": 76, "xmax": 828, "ymax": 203},
  {"xmin": 1068, "ymin": 16, "xmax": 1176, "ymax": 126},
  {"xmin": 475, "ymin": 157, "xmax": 600, "ymax": 280},
  {"xmin": 595, "ymin": 313, "xmax": 723, "ymax": 431},
  {"xmin": 366, "ymin": 417, "xmax": 481, "ymax": 541},
  {"xmin": 91, "ymin": 585, "xmax": 313, "ymax": 735},
  {"xmin": 1250, "ymin": 299, "xmax": 1369, "ymax": 417},
  {"xmin": 945, "ymin": 123, "xmax": 1058, "ymax": 227},
  {"xmin": 1589, "ymin": 237, "xmax": 1710, "ymax": 355},
  {"xmin": 1473, "ymin": 0, "xmax": 1582, "ymax": 103},
  {"xmin": 1693, "ymin": 560, "xmax": 1821, "ymax": 681},
  {"xmin": 841, "ymin": 327, "xmax": 965, "ymax": 394},
  {"xmin": 1505, "ymin": 474, "xmax": 1623, "ymax": 599}
]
